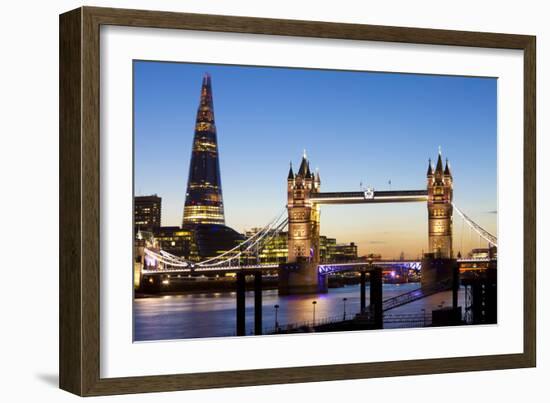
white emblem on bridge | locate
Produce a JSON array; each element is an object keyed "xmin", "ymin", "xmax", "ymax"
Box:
[{"xmin": 364, "ymin": 187, "xmax": 374, "ymax": 199}]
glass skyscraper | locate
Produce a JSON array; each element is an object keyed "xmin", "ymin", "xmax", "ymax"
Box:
[{"xmin": 182, "ymin": 74, "xmax": 225, "ymax": 225}]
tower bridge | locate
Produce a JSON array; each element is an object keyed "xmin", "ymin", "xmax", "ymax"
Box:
[
  {"xmin": 137, "ymin": 149, "xmax": 497, "ymax": 335},
  {"xmin": 281, "ymin": 149, "xmax": 459, "ymax": 294}
]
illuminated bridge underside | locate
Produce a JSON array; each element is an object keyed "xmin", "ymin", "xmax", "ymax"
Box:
[
  {"xmin": 310, "ymin": 190, "xmax": 428, "ymax": 204},
  {"xmin": 142, "ymin": 257, "xmax": 493, "ymax": 276},
  {"xmin": 317, "ymin": 258, "xmax": 493, "ymax": 275},
  {"xmin": 318, "ymin": 260, "xmax": 422, "ymax": 275}
]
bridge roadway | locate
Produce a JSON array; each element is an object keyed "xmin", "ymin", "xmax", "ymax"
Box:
[
  {"xmin": 140, "ymin": 258, "xmax": 492, "ymax": 276},
  {"xmin": 310, "ymin": 189, "xmax": 428, "ymax": 204}
]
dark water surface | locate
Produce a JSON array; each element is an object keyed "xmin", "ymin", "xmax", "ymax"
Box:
[{"xmin": 134, "ymin": 283, "xmax": 466, "ymax": 341}]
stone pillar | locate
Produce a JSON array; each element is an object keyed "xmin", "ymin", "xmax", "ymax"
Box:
[{"xmin": 278, "ymin": 259, "xmax": 326, "ymax": 295}]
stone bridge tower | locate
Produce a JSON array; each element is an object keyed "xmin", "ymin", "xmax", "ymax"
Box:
[
  {"xmin": 279, "ymin": 152, "xmax": 324, "ymax": 294},
  {"xmin": 423, "ymin": 150, "xmax": 458, "ymax": 303},
  {"xmin": 427, "ymin": 150, "xmax": 454, "ymax": 259},
  {"xmin": 287, "ymin": 152, "xmax": 321, "ymax": 263}
]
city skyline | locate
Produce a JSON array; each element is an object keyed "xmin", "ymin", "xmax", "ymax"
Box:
[{"xmin": 134, "ymin": 61, "xmax": 497, "ymax": 258}]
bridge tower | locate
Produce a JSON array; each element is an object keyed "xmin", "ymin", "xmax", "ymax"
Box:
[
  {"xmin": 279, "ymin": 152, "xmax": 325, "ymax": 294},
  {"xmin": 423, "ymin": 151, "xmax": 459, "ymax": 319},
  {"xmin": 427, "ymin": 150, "xmax": 454, "ymax": 258}
]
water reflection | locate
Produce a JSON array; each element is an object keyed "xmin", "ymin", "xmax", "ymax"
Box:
[{"xmin": 134, "ymin": 284, "xmax": 465, "ymax": 341}]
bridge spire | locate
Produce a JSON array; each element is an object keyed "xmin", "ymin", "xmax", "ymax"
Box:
[
  {"xmin": 305, "ymin": 161, "xmax": 312, "ymax": 179},
  {"xmin": 427, "ymin": 158, "xmax": 434, "ymax": 176},
  {"xmin": 298, "ymin": 153, "xmax": 309, "ymax": 176},
  {"xmin": 287, "ymin": 162, "xmax": 294, "ymax": 180},
  {"xmin": 444, "ymin": 158, "xmax": 452, "ymax": 177},
  {"xmin": 435, "ymin": 151, "xmax": 444, "ymax": 175}
]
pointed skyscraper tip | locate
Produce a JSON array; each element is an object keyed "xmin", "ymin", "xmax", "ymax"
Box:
[
  {"xmin": 427, "ymin": 158, "xmax": 434, "ymax": 176},
  {"xmin": 444, "ymin": 158, "xmax": 452, "ymax": 176},
  {"xmin": 435, "ymin": 151, "xmax": 444, "ymax": 174},
  {"xmin": 288, "ymin": 161, "xmax": 294, "ymax": 180}
]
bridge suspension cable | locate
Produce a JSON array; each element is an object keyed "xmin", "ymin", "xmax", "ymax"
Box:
[
  {"xmin": 452, "ymin": 202, "xmax": 497, "ymax": 247},
  {"xmin": 201, "ymin": 216, "xmax": 288, "ymax": 267},
  {"xmin": 197, "ymin": 208, "xmax": 287, "ymax": 266},
  {"xmin": 143, "ymin": 207, "xmax": 288, "ymax": 270}
]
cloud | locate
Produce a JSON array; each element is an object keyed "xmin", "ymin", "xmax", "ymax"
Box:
[{"xmin": 368, "ymin": 240, "xmax": 387, "ymax": 244}]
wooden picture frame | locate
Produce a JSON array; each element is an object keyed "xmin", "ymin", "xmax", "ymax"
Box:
[{"xmin": 59, "ymin": 6, "xmax": 536, "ymax": 396}]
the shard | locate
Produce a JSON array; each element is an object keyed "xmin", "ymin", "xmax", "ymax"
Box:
[{"xmin": 182, "ymin": 74, "xmax": 225, "ymax": 225}]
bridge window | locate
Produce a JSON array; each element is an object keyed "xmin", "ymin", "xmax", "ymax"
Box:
[{"xmin": 433, "ymin": 208, "xmax": 445, "ymax": 217}]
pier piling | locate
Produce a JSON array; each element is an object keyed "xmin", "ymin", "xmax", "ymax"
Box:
[
  {"xmin": 236, "ymin": 271, "xmax": 246, "ymax": 336},
  {"xmin": 254, "ymin": 271, "xmax": 262, "ymax": 335}
]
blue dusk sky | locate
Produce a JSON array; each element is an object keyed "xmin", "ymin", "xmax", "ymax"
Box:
[{"xmin": 134, "ymin": 61, "xmax": 497, "ymax": 259}]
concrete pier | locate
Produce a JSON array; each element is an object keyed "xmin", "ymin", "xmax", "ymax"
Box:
[{"xmin": 278, "ymin": 259, "xmax": 327, "ymax": 295}]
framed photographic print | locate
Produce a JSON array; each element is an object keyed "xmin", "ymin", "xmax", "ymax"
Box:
[{"xmin": 59, "ymin": 6, "xmax": 536, "ymax": 396}]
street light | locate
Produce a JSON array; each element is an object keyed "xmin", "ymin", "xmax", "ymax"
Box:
[
  {"xmin": 274, "ymin": 304, "xmax": 280, "ymax": 332},
  {"xmin": 421, "ymin": 308, "xmax": 426, "ymax": 326},
  {"xmin": 342, "ymin": 297, "xmax": 348, "ymax": 320},
  {"xmin": 312, "ymin": 300, "xmax": 317, "ymax": 326}
]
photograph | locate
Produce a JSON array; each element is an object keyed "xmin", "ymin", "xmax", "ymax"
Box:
[{"xmin": 132, "ymin": 61, "xmax": 498, "ymax": 341}]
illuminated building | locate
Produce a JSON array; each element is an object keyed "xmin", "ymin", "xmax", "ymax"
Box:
[
  {"xmin": 258, "ymin": 231, "xmax": 288, "ymax": 264},
  {"xmin": 243, "ymin": 230, "xmax": 357, "ymax": 265},
  {"xmin": 319, "ymin": 237, "xmax": 357, "ymax": 262},
  {"xmin": 153, "ymin": 224, "xmax": 244, "ymax": 262},
  {"xmin": 469, "ymin": 246, "xmax": 497, "ymax": 259},
  {"xmin": 327, "ymin": 242, "xmax": 358, "ymax": 262},
  {"xmin": 182, "ymin": 74, "xmax": 225, "ymax": 225},
  {"xmin": 319, "ymin": 236, "xmax": 335, "ymax": 262},
  {"xmin": 153, "ymin": 226, "xmax": 199, "ymax": 261},
  {"xmin": 191, "ymin": 224, "xmax": 244, "ymax": 260},
  {"xmin": 427, "ymin": 150, "xmax": 454, "ymax": 258},
  {"xmin": 134, "ymin": 195, "xmax": 161, "ymax": 233},
  {"xmin": 458, "ymin": 246, "xmax": 498, "ymax": 273}
]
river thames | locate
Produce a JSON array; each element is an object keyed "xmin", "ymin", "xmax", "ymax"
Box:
[{"xmin": 134, "ymin": 283, "xmax": 466, "ymax": 341}]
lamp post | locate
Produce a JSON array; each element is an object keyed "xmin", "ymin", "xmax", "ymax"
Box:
[
  {"xmin": 274, "ymin": 304, "xmax": 280, "ymax": 332},
  {"xmin": 421, "ymin": 308, "xmax": 426, "ymax": 326},
  {"xmin": 312, "ymin": 300, "xmax": 317, "ymax": 326},
  {"xmin": 342, "ymin": 297, "xmax": 348, "ymax": 320}
]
